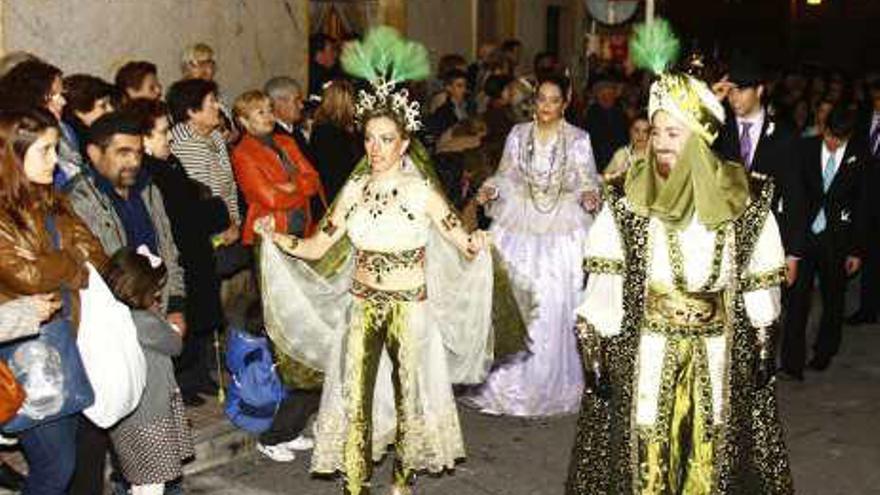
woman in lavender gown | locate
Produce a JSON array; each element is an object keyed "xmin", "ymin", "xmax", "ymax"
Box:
[{"xmin": 465, "ymin": 74, "xmax": 600, "ymax": 416}]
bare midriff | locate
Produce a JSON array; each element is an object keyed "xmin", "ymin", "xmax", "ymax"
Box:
[{"xmin": 353, "ymin": 247, "xmax": 427, "ymax": 292}]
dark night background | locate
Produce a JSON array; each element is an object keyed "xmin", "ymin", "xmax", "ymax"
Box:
[{"xmin": 661, "ymin": 0, "xmax": 880, "ymax": 73}]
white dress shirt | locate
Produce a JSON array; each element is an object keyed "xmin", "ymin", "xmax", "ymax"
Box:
[{"xmin": 820, "ymin": 139, "xmax": 848, "ymax": 186}]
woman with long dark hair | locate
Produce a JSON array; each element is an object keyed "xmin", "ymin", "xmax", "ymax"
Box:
[
  {"xmin": 466, "ymin": 74, "xmax": 601, "ymax": 417},
  {"xmin": 0, "ymin": 108, "xmax": 106, "ymax": 495},
  {"xmin": 0, "ymin": 60, "xmax": 86, "ymax": 187}
]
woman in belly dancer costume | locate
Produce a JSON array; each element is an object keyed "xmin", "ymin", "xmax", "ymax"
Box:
[{"xmin": 256, "ymin": 27, "xmax": 532, "ymax": 495}]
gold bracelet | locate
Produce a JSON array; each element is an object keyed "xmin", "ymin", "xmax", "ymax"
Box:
[{"xmin": 275, "ymin": 233, "xmax": 300, "ymax": 253}]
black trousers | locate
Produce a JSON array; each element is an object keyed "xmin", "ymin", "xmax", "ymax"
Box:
[
  {"xmin": 783, "ymin": 233, "xmax": 848, "ymax": 373},
  {"xmin": 175, "ymin": 331, "xmax": 215, "ymax": 394},
  {"xmin": 258, "ymin": 391, "xmax": 321, "ymax": 446}
]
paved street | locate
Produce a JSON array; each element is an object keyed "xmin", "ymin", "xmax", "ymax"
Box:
[{"xmin": 185, "ymin": 323, "xmax": 880, "ymax": 495}]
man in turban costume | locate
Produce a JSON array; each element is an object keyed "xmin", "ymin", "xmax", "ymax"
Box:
[{"xmin": 565, "ymin": 21, "xmax": 793, "ymax": 495}]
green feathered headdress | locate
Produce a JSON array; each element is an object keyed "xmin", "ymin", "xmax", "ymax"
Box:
[
  {"xmin": 630, "ymin": 19, "xmax": 724, "ymax": 142},
  {"xmin": 340, "ymin": 26, "xmax": 430, "ymax": 131},
  {"xmin": 341, "ymin": 26, "xmax": 430, "ymax": 85},
  {"xmin": 629, "ymin": 19, "xmax": 680, "ymax": 75}
]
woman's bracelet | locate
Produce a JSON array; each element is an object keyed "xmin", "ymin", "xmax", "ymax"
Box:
[{"xmin": 274, "ymin": 233, "xmax": 300, "ymax": 254}]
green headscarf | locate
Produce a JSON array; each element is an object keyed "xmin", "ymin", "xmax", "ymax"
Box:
[{"xmin": 624, "ymin": 135, "xmax": 750, "ymax": 230}]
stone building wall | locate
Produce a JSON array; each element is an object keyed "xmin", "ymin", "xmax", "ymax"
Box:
[{"xmin": 0, "ymin": 0, "xmax": 309, "ymax": 99}]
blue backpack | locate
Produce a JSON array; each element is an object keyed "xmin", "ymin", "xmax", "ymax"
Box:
[{"xmin": 224, "ymin": 329, "xmax": 287, "ymax": 433}]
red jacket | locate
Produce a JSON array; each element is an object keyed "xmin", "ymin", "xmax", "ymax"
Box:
[{"xmin": 232, "ymin": 133, "xmax": 326, "ymax": 245}]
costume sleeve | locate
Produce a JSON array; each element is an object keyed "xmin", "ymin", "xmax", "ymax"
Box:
[
  {"xmin": 571, "ymin": 130, "xmax": 600, "ymax": 195},
  {"xmin": 133, "ymin": 310, "xmax": 183, "ymax": 357},
  {"xmin": 575, "ymin": 206, "xmax": 625, "ymax": 337},
  {"xmin": 741, "ymin": 211, "xmax": 786, "ymax": 327},
  {"xmin": 483, "ymin": 126, "xmax": 523, "ymax": 219}
]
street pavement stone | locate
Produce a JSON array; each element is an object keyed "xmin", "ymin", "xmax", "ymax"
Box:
[{"xmin": 185, "ymin": 325, "xmax": 880, "ymax": 495}]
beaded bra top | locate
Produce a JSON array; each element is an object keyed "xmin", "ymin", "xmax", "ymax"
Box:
[{"xmin": 346, "ymin": 175, "xmax": 432, "ymax": 253}]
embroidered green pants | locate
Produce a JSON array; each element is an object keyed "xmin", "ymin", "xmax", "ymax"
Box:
[
  {"xmin": 639, "ymin": 337, "xmax": 715, "ymax": 495},
  {"xmin": 343, "ymin": 297, "xmax": 416, "ymax": 495}
]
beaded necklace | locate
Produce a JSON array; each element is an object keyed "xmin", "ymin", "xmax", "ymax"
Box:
[{"xmin": 518, "ymin": 123, "xmax": 569, "ymax": 214}]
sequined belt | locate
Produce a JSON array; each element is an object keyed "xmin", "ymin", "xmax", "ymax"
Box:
[
  {"xmin": 354, "ymin": 247, "xmax": 426, "ymax": 284},
  {"xmin": 643, "ymin": 284, "xmax": 726, "ymax": 337},
  {"xmin": 350, "ymin": 279, "xmax": 427, "ymax": 303}
]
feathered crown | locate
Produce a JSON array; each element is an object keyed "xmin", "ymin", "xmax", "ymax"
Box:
[
  {"xmin": 340, "ymin": 26, "xmax": 430, "ymax": 133},
  {"xmin": 630, "ymin": 19, "xmax": 724, "ymax": 143}
]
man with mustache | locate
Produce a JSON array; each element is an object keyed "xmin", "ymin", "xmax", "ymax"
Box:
[
  {"xmin": 566, "ymin": 20, "xmax": 792, "ymax": 494},
  {"xmin": 64, "ymin": 111, "xmax": 186, "ymax": 495}
]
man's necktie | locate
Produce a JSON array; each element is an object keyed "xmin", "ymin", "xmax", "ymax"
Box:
[
  {"xmin": 870, "ymin": 119, "xmax": 880, "ymax": 158},
  {"xmin": 739, "ymin": 121, "xmax": 753, "ymax": 168},
  {"xmin": 811, "ymin": 154, "xmax": 837, "ymax": 234}
]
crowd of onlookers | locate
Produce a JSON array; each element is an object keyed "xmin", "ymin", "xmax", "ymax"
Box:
[
  {"xmin": 0, "ymin": 41, "xmax": 326, "ymax": 495},
  {"xmin": 0, "ymin": 27, "xmax": 878, "ymax": 495}
]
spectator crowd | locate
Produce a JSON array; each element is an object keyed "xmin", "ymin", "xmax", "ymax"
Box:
[{"xmin": 0, "ymin": 27, "xmax": 878, "ymax": 495}]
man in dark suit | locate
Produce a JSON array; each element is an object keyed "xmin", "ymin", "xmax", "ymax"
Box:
[
  {"xmin": 582, "ymin": 77, "xmax": 628, "ymax": 173},
  {"xmin": 782, "ymin": 107, "xmax": 869, "ymax": 378},
  {"xmin": 265, "ymin": 77, "xmax": 310, "ymax": 147},
  {"xmin": 265, "ymin": 76, "xmax": 324, "ymax": 218},
  {"xmin": 847, "ymin": 81, "xmax": 880, "ymax": 324},
  {"xmin": 715, "ymin": 57, "xmax": 806, "ymax": 282}
]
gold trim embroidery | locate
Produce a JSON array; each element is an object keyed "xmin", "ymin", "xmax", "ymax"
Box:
[
  {"xmin": 665, "ymin": 224, "xmax": 727, "ymax": 292},
  {"xmin": 665, "ymin": 226, "xmax": 688, "ymax": 291},
  {"xmin": 350, "ymin": 279, "xmax": 427, "ymax": 306},
  {"xmin": 584, "ymin": 256, "xmax": 625, "ymax": 275},
  {"xmin": 566, "ymin": 177, "xmax": 794, "ymax": 495},
  {"xmin": 354, "ymin": 248, "xmax": 426, "ymax": 285},
  {"xmin": 739, "ymin": 266, "xmax": 786, "ymax": 292}
]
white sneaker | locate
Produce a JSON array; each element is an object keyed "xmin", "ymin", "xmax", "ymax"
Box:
[
  {"xmin": 256, "ymin": 442, "xmax": 296, "ymax": 462},
  {"xmin": 0, "ymin": 434, "xmax": 16, "ymax": 446},
  {"xmin": 278, "ymin": 434, "xmax": 314, "ymax": 451}
]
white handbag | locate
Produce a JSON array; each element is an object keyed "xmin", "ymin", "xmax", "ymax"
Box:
[{"xmin": 77, "ymin": 263, "xmax": 147, "ymax": 428}]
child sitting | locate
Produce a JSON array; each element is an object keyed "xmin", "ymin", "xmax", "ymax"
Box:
[
  {"xmin": 104, "ymin": 246, "xmax": 194, "ymax": 495},
  {"xmin": 226, "ymin": 300, "xmax": 319, "ymax": 462}
]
